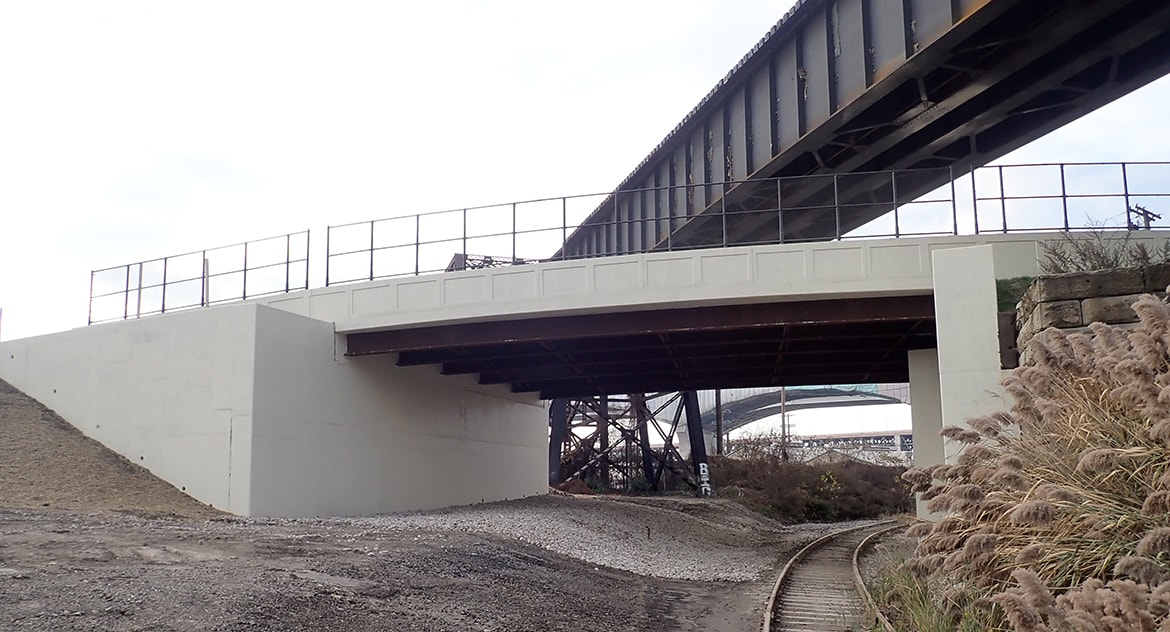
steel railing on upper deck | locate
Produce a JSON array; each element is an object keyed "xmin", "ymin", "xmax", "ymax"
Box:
[
  {"xmin": 322, "ymin": 161, "xmax": 1170, "ymax": 286},
  {"xmin": 88, "ymin": 231, "xmax": 309, "ymax": 325},
  {"xmin": 87, "ymin": 161, "xmax": 1170, "ymax": 321}
]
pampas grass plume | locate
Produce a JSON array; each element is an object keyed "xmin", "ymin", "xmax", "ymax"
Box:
[
  {"xmin": 1142, "ymin": 491, "xmax": 1170, "ymax": 516},
  {"xmin": 1017, "ymin": 543, "xmax": 1046, "ymax": 564},
  {"xmin": 1076, "ymin": 448, "xmax": 1118, "ymax": 475},
  {"xmin": 1037, "ymin": 483, "xmax": 1081, "ymax": 504},
  {"xmin": 1010, "ymin": 500, "xmax": 1056, "ymax": 528},
  {"xmin": 958, "ymin": 444, "xmax": 996, "ymax": 465},
  {"xmin": 1114, "ymin": 556, "xmax": 1170, "ymax": 586},
  {"xmin": 1148, "ymin": 418, "xmax": 1170, "ymax": 447},
  {"xmin": 904, "ymin": 522, "xmax": 933, "ymax": 538},
  {"xmin": 990, "ymin": 469, "xmax": 1029, "ymax": 491},
  {"xmin": 1138, "ymin": 528, "xmax": 1170, "ymax": 557},
  {"xmin": 999, "ymin": 455, "xmax": 1025, "ymax": 471}
]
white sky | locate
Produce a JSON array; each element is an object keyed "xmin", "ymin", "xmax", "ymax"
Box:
[{"xmin": 3, "ymin": 1, "xmax": 1170, "ymax": 340}]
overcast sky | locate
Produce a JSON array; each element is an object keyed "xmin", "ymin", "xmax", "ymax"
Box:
[{"xmin": 3, "ymin": 1, "xmax": 1170, "ymax": 341}]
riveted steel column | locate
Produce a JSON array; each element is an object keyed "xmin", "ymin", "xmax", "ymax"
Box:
[
  {"xmin": 633, "ymin": 394, "xmax": 657, "ymax": 489},
  {"xmin": 548, "ymin": 399, "xmax": 570, "ymax": 485},
  {"xmin": 683, "ymin": 391, "xmax": 713, "ymax": 496}
]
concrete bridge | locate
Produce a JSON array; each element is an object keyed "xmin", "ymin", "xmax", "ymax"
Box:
[
  {"xmin": 7, "ymin": 0, "xmax": 1170, "ymax": 518},
  {"xmin": 7, "ymin": 231, "xmax": 1161, "ymax": 517}
]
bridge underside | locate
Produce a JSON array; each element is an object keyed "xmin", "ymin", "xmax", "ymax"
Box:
[
  {"xmin": 346, "ymin": 295, "xmax": 936, "ymax": 399},
  {"xmin": 561, "ymin": 0, "xmax": 1170, "ymax": 255}
]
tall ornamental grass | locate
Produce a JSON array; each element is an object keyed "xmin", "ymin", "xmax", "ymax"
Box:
[{"xmin": 900, "ymin": 292, "xmax": 1170, "ymax": 631}]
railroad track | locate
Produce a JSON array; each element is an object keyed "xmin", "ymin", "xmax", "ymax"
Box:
[{"xmin": 762, "ymin": 521, "xmax": 901, "ymax": 632}]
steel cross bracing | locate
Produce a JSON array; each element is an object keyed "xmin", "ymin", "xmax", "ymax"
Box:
[
  {"xmin": 556, "ymin": 0, "xmax": 1170, "ymax": 258},
  {"xmin": 548, "ymin": 392, "xmax": 712, "ymax": 496}
]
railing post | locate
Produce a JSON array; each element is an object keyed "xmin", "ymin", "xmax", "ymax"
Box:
[
  {"xmin": 1060, "ymin": 164, "xmax": 1069, "ymax": 231},
  {"xmin": 303, "ymin": 230, "xmax": 310, "ymax": 289},
  {"xmin": 720, "ymin": 189, "xmax": 728, "ymax": 247},
  {"xmin": 462, "ymin": 208, "xmax": 468, "ymax": 262},
  {"xmin": 949, "ymin": 165, "xmax": 958, "ymax": 236},
  {"xmin": 201, "ymin": 250, "xmax": 208, "ymax": 307},
  {"xmin": 415, "ymin": 214, "xmax": 421, "ymax": 276},
  {"xmin": 369, "ymin": 220, "xmax": 376, "ymax": 281},
  {"xmin": 669, "ymin": 203, "xmax": 678, "ymax": 250},
  {"xmin": 284, "ymin": 234, "xmax": 291, "ymax": 293},
  {"xmin": 833, "ymin": 174, "xmax": 841, "ymax": 240},
  {"xmin": 613, "ymin": 193, "xmax": 619, "ymax": 255},
  {"xmin": 999, "ymin": 165, "xmax": 1007, "ymax": 233},
  {"xmin": 325, "ymin": 227, "xmax": 332, "ymax": 287},
  {"xmin": 88, "ymin": 270, "xmax": 95, "ymax": 325},
  {"xmin": 561, "ymin": 198, "xmax": 568, "ymax": 260},
  {"xmin": 1122, "ymin": 162, "xmax": 1131, "ymax": 222},
  {"xmin": 161, "ymin": 257, "xmax": 168, "ymax": 314},
  {"xmin": 971, "ymin": 166, "xmax": 980, "ymax": 235},
  {"xmin": 123, "ymin": 264, "xmax": 130, "ymax": 320},
  {"xmin": 512, "ymin": 202, "xmax": 517, "ymax": 262},
  {"xmin": 242, "ymin": 241, "xmax": 249, "ymax": 301},
  {"xmin": 135, "ymin": 263, "xmax": 143, "ymax": 318},
  {"xmin": 891, "ymin": 171, "xmax": 900, "ymax": 238},
  {"xmin": 776, "ymin": 177, "xmax": 784, "ymax": 244}
]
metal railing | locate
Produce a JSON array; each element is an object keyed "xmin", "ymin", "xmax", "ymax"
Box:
[
  {"xmin": 89, "ymin": 231, "xmax": 310, "ymax": 325},
  {"xmin": 86, "ymin": 161, "xmax": 1170, "ymax": 321},
  {"xmin": 323, "ymin": 161, "xmax": 1170, "ymax": 286}
]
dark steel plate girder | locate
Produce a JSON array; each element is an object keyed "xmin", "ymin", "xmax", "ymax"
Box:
[{"xmin": 347, "ymin": 295, "xmax": 935, "ymax": 399}]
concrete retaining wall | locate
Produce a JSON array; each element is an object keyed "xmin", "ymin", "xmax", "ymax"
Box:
[{"xmin": 0, "ymin": 304, "xmax": 548, "ymax": 517}]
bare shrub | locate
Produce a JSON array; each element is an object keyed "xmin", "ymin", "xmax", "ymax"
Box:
[
  {"xmin": 1039, "ymin": 227, "xmax": 1170, "ymax": 274},
  {"xmin": 708, "ymin": 437, "xmax": 911, "ymax": 523}
]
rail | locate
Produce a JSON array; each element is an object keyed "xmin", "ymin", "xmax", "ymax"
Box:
[
  {"xmin": 852, "ymin": 524, "xmax": 903, "ymax": 632},
  {"xmin": 762, "ymin": 520, "xmax": 895, "ymax": 632},
  {"xmin": 88, "ymin": 231, "xmax": 309, "ymax": 325}
]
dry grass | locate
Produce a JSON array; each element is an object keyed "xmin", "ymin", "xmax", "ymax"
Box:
[{"xmin": 894, "ymin": 292, "xmax": 1170, "ymax": 630}]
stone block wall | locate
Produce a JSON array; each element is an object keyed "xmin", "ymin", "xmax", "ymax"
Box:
[{"xmin": 1015, "ymin": 263, "xmax": 1170, "ymax": 361}]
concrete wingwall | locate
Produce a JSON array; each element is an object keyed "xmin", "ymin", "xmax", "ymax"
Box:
[
  {"xmin": 0, "ymin": 305, "xmax": 257, "ymax": 514},
  {"xmin": 0, "ymin": 303, "xmax": 548, "ymax": 518}
]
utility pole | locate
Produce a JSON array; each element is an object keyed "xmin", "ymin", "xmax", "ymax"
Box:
[
  {"xmin": 714, "ymin": 389, "xmax": 724, "ymax": 456},
  {"xmin": 780, "ymin": 386, "xmax": 789, "ymax": 463}
]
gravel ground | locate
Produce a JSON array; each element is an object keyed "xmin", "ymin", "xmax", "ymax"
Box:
[
  {"xmin": 351, "ymin": 494, "xmax": 813, "ymax": 581},
  {"xmin": 0, "ymin": 377, "xmax": 861, "ymax": 631}
]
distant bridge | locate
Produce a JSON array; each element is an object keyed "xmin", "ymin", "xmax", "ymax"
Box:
[{"xmin": 699, "ymin": 385, "xmax": 909, "ymax": 435}]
